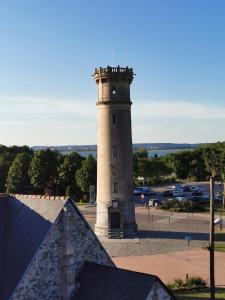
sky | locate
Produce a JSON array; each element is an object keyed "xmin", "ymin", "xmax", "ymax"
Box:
[{"xmin": 1, "ymin": 0, "xmax": 225, "ymax": 146}]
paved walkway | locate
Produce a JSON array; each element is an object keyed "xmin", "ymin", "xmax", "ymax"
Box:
[
  {"xmin": 79, "ymin": 203, "xmax": 225, "ymax": 287},
  {"xmin": 113, "ymin": 248, "xmax": 225, "ymax": 287},
  {"xmin": 80, "ymin": 205, "xmax": 214, "ymax": 256}
]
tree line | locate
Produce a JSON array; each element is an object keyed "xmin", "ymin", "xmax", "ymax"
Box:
[
  {"xmin": 1, "ymin": 142, "xmax": 225, "ymax": 197},
  {"xmin": 134, "ymin": 142, "xmax": 225, "ymax": 184},
  {"xmin": 0, "ymin": 145, "xmax": 96, "ymax": 197}
]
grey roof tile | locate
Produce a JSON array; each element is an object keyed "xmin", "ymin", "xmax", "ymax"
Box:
[
  {"xmin": 75, "ymin": 261, "xmax": 176, "ymax": 300},
  {"xmin": 0, "ymin": 195, "xmax": 67, "ymax": 300}
]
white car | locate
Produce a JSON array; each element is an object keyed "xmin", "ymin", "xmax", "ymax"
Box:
[
  {"xmin": 176, "ymin": 196, "xmax": 187, "ymax": 202},
  {"xmin": 171, "ymin": 184, "xmax": 183, "ymax": 190},
  {"xmin": 173, "ymin": 189, "xmax": 184, "ymax": 197},
  {"xmin": 214, "ymin": 218, "xmax": 224, "ymax": 225}
]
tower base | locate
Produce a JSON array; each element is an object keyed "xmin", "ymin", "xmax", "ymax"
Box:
[{"xmin": 95, "ymin": 222, "xmax": 137, "ymax": 239}]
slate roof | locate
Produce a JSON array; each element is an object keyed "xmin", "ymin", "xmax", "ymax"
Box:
[
  {"xmin": 0, "ymin": 195, "xmax": 67, "ymax": 300},
  {"xmin": 0, "ymin": 194, "xmax": 175, "ymax": 300},
  {"xmin": 75, "ymin": 261, "xmax": 176, "ymax": 300}
]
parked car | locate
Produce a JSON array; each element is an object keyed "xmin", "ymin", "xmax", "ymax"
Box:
[
  {"xmin": 176, "ymin": 196, "xmax": 188, "ymax": 202},
  {"xmin": 192, "ymin": 191, "xmax": 203, "ymax": 196},
  {"xmin": 172, "ymin": 189, "xmax": 184, "ymax": 197},
  {"xmin": 183, "ymin": 185, "xmax": 191, "ymax": 192},
  {"xmin": 190, "ymin": 185, "xmax": 201, "ymax": 192},
  {"xmin": 188, "ymin": 195, "xmax": 209, "ymax": 203},
  {"xmin": 162, "ymin": 190, "xmax": 173, "ymax": 197},
  {"xmin": 202, "ymin": 195, "xmax": 210, "ymax": 201},
  {"xmin": 171, "ymin": 184, "xmax": 183, "ymax": 190},
  {"xmin": 133, "ymin": 187, "xmax": 144, "ymax": 195},
  {"xmin": 142, "ymin": 187, "xmax": 155, "ymax": 195},
  {"xmin": 215, "ymin": 192, "xmax": 223, "ymax": 202},
  {"xmin": 133, "ymin": 186, "xmax": 155, "ymax": 196}
]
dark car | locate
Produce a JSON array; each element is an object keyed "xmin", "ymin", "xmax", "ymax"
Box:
[
  {"xmin": 162, "ymin": 190, "xmax": 173, "ymax": 197},
  {"xmin": 134, "ymin": 186, "xmax": 155, "ymax": 196},
  {"xmin": 188, "ymin": 195, "xmax": 209, "ymax": 204},
  {"xmin": 215, "ymin": 193, "xmax": 223, "ymax": 202},
  {"xmin": 183, "ymin": 185, "xmax": 191, "ymax": 192},
  {"xmin": 143, "ymin": 187, "xmax": 155, "ymax": 196},
  {"xmin": 133, "ymin": 187, "xmax": 144, "ymax": 195},
  {"xmin": 192, "ymin": 191, "xmax": 203, "ymax": 196}
]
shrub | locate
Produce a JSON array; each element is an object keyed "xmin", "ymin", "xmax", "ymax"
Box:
[
  {"xmin": 174, "ymin": 278, "xmax": 184, "ymax": 288},
  {"xmin": 160, "ymin": 199, "xmax": 206, "ymax": 212},
  {"xmin": 167, "ymin": 276, "xmax": 206, "ymax": 290},
  {"xmin": 79, "ymin": 198, "xmax": 89, "ymax": 204},
  {"xmin": 186, "ymin": 276, "xmax": 206, "ymax": 289}
]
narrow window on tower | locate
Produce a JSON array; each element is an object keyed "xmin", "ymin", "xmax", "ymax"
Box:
[
  {"xmin": 112, "ymin": 146, "xmax": 117, "ymax": 157},
  {"xmin": 112, "ymin": 87, "xmax": 116, "ymax": 95},
  {"xmin": 113, "ymin": 182, "xmax": 118, "ymax": 193},
  {"xmin": 111, "ymin": 113, "xmax": 116, "ymax": 125}
]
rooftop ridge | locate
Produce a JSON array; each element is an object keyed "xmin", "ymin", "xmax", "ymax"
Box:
[
  {"xmin": 10, "ymin": 194, "xmax": 69, "ymax": 201},
  {"xmin": 0, "ymin": 193, "xmax": 9, "ymax": 198}
]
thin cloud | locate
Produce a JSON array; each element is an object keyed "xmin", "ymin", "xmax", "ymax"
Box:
[
  {"xmin": 0, "ymin": 96, "xmax": 96, "ymax": 119},
  {"xmin": 133, "ymin": 100, "xmax": 225, "ymax": 120},
  {"xmin": 0, "ymin": 95, "xmax": 225, "ymax": 145},
  {"xmin": 1, "ymin": 95, "xmax": 225, "ymax": 120}
]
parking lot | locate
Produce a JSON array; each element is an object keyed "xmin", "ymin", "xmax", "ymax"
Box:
[{"xmin": 133, "ymin": 181, "xmax": 222, "ymax": 206}]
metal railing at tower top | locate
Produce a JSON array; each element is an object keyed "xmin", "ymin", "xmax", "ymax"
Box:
[{"xmin": 94, "ymin": 66, "xmax": 134, "ymax": 76}]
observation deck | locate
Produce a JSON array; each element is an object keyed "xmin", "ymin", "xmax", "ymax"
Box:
[{"xmin": 94, "ymin": 66, "xmax": 134, "ymax": 83}]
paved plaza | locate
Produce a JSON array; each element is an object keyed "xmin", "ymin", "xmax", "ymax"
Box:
[
  {"xmin": 79, "ymin": 198, "xmax": 225, "ymax": 286},
  {"xmin": 113, "ymin": 248, "xmax": 225, "ymax": 287},
  {"xmin": 79, "ymin": 204, "xmax": 213, "ymax": 256}
]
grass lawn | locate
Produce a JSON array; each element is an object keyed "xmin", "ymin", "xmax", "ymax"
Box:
[
  {"xmin": 202, "ymin": 230, "xmax": 225, "ymax": 252},
  {"xmin": 174, "ymin": 288, "xmax": 225, "ymax": 299},
  {"xmin": 214, "ymin": 242, "xmax": 225, "ymax": 252},
  {"xmin": 77, "ymin": 202, "xmax": 90, "ymax": 206},
  {"xmin": 215, "ymin": 231, "xmax": 225, "ymax": 241},
  {"xmin": 215, "ymin": 231, "xmax": 225, "ymax": 252}
]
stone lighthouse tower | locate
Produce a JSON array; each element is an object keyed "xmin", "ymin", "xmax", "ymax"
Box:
[{"xmin": 93, "ymin": 66, "xmax": 137, "ymax": 238}]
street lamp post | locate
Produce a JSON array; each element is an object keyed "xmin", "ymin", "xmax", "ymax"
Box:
[{"xmin": 209, "ymin": 176, "xmax": 215, "ymax": 300}]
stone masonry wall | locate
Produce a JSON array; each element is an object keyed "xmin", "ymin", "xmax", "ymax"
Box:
[{"xmin": 11, "ymin": 199, "xmax": 114, "ymax": 300}]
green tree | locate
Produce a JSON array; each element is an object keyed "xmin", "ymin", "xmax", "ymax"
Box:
[
  {"xmin": 58, "ymin": 152, "xmax": 84, "ymax": 195},
  {"xmin": 75, "ymin": 155, "xmax": 97, "ymax": 193},
  {"xmin": 0, "ymin": 145, "xmax": 33, "ymax": 192},
  {"xmin": 133, "ymin": 147, "xmax": 148, "ymax": 159},
  {"xmin": 133, "ymin": 148, "xmax": 149, "ymax": 178},
  {"xmin": 202, "ymin": 146, "xmax": 225, "ymax": 177},
  {"xmin": 187, "ymin": 149, "xmax": 207, "ymax": 181},
  {"xmin": 29, "ymin": 148, "xmax": 61, "ymax": 195},
  {"xmin": 163, "ymin": 151, "xmax": 193, "ymax": 179},
  {"xmin": 202, "ymin": 145, "xmax": 225, "ymax": 208},
  {"xmin": 0, "ymin": 153, "xmax": 13, "ymax": 192},
  {"xmin": 6, "ymin": 153, "xmax": 32, "ymax": 193}
]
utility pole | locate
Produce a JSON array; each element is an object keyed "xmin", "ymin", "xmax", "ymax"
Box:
[{"xmin": 209, "ymin": 176, "xmax": 215, "ymax": 300}]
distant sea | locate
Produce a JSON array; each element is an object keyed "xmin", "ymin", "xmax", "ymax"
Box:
[{"xmin": 63, "ymin": 148, "xmax": 192, "ymax": 158}]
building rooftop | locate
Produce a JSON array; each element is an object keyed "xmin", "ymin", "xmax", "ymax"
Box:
[
  {"xmin": 0, "ymin": 194, "xmax": 67, "ymax": 300},
  {"xmin": 75, "ymin": 261, "xmax": 176, "ymax": 300}
]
